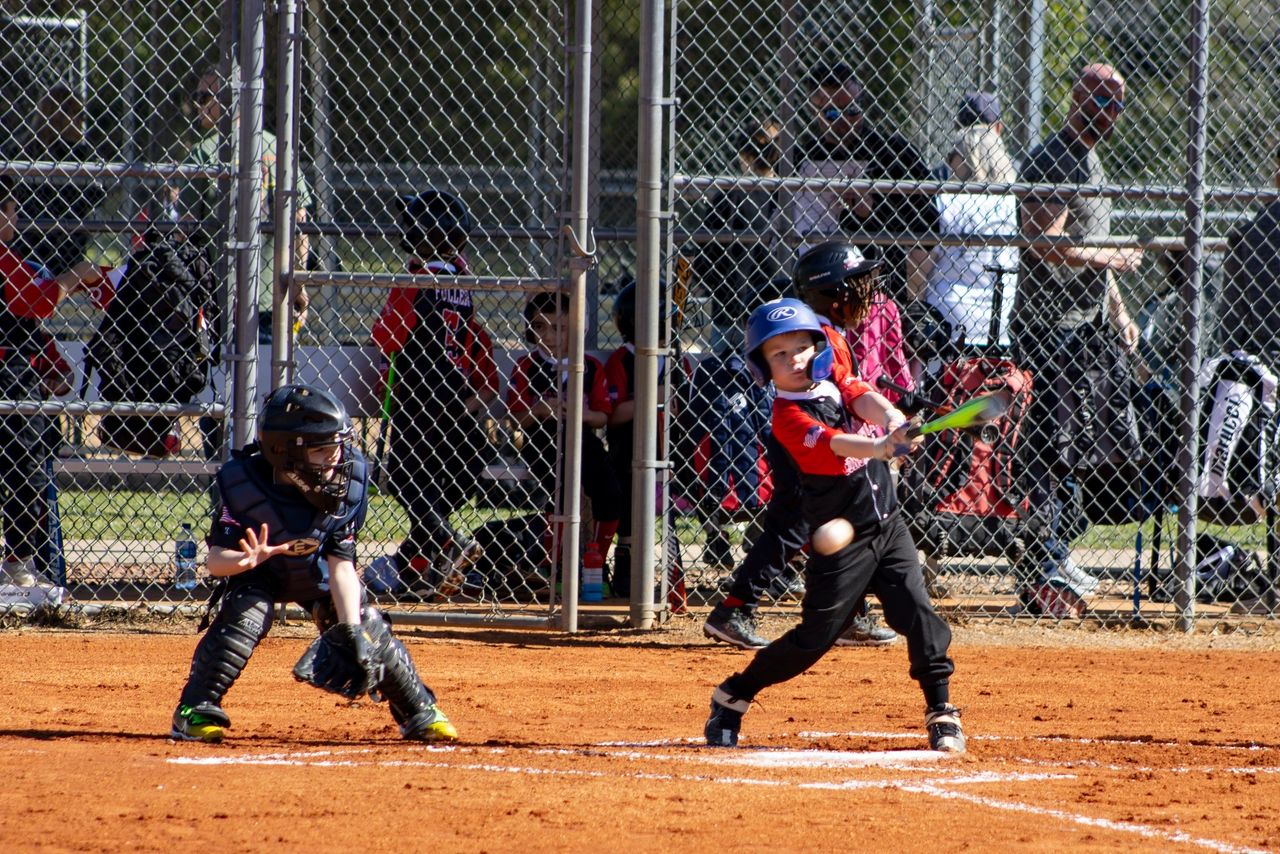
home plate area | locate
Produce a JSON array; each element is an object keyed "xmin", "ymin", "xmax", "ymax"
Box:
[{"xmin": 169, "ymin": 732, "xmax": 1279, "ymax": 854}]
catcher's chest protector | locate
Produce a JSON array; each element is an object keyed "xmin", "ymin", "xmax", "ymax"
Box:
[{"xmin": 218, "ymin": 452, "xmax": 368, "ymax": 599}]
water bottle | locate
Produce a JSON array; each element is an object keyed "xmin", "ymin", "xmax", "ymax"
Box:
[
  {"xmin": 581, "ymin": 546, "xmax": 604, "ymax": 603},
  {"xmin": 174, "ymin": 524, "xmax": 199, "ymax": 591}
]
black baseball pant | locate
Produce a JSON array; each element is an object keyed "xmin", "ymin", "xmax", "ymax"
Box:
[
  {"xmin": 0, "ymin": 359, "xmax": 52, "ymax": 562},
  {"xmin": 723, "ymin": 433, "xmax": 808, "ymax": 603},
  {"xmin": 723, "ymin": 513, "xmax": 954, "ymax": 703}
]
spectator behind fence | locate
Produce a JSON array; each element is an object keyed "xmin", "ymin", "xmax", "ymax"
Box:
[
  {"xmin": 695, "ymin": 120, "xmax": 784, "ymax": 349},
  {"xmin": 1012, "ymin": 63, "xmax": 1145, "ymax": 612},
  {"xmin": 9, "ymin": 84, "xmax": 105, "ymax": 276},
  {"xmin": 366, "ymin": 190, "xmax": 496, "ymax": 600},
  {"xmin": 912, "ymin": 96, "xmax": 1018, "ymax": 346},
  {"xmin": 177, "ymin": 68, "xmax": 312, "ymax": 338},
  {"xmin": 0, "ymin": 175, "xmax": 106, "ymax": 589},
  {"xmin": 1215, "ymin": 143, "xmax": 1280, "ymax": 358},
  {"xmin": 509, "ymin": 292, "xmax": 623, "ymax": 572},
  {"xmin": 791, "ymin": 62, "xmax": 938, "ymax": 302}
]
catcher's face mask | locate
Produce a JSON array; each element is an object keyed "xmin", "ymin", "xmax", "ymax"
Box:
[{"xmin": 267, "ymin": 429, "xmax": 355, "ymax": 514}]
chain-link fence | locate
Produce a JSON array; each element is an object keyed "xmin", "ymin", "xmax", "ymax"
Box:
[
  {"xmin": 657, "ymin": 0, "xmax": 1280, "ymax": 628},
  {"xmin": 2, "ymin": 0, "xmax": 1278, "ymax": 631}
]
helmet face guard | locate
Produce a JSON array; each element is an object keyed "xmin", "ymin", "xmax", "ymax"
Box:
[
  {"xmin": 258, "ymin": 384, "xmax": 356, "ymax": 514},
  {"xmin": 261, "ymin": 429, "xmax": 355, "ymax": 514},
  {"xmin": 743, "ymin": 298, "xmax": 832, "ymax": 387}
]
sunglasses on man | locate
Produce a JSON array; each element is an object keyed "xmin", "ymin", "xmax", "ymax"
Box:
[
  {"xmin": 192, "ymin": 90, "xmax": 219, "ymax": 106},
  {"xmin": 1090, "ymin": 94, "xmax": 1125, "ymax": 113},
  {"xmin": 821, "ymin": 104, "xmax": 863, "ymax": 121}
]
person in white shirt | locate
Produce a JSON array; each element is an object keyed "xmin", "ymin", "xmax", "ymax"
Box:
[{"xmin": 912, "ymin": 96, "xmax": 1018, "ymax": 346}]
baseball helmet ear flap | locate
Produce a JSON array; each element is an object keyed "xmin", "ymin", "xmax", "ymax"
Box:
[{"xmin": 398, "ymin": 190, "xmax": 473, "ymax": 256}]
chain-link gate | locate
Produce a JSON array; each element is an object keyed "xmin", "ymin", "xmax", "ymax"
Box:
[
  {"xmin": 1, "ymin": 0, "xmax": 593, "ymax": 630},
  {"xmin": 648, "ymin": 0, "xmax": 1280, "ymax": 630}
]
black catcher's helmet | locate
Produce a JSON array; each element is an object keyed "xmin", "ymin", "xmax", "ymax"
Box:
[
  {"xmin": 258, "ymin": 384, "xmax": 355, "ymax": 514},
  {"xmin": 612, "ymin": 276, "xmax": 636, "ymax": 343},
  {"xmin": 791, "ymin": 240, "xmax": 884, "ymax": 322},
  {"xmin": 398, "ymin": 189, "xmax": 474, "ymax": 257}
]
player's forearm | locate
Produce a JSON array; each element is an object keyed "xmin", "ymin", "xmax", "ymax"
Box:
[
  {"xmin": 829, "ymin": 432, "xmax": 892, "ymax": 460},
  {"xmin": 851, "ymin": 390, "xmax": 901, "ymax": 429},
  {"xmin": 207, "ymin": 546, "xmax": 253, "ymax": 577},
  {"xmin": 584, "ymin": 408, "xmax": 608, "ymax": 430},
  {"xmin": 327, "ymin": 558, "xmax": 363, "ymax": 625}
]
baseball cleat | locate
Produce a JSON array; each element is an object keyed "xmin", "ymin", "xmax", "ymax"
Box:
[
  {"xmin": 170, "ymin": 703, "xmax": 229, "ymax": 744},
  {"xmin": 925, "ymin": 703, "xmax": 965, "ymax": 753},
  {"xmin": 704, "ymin": 686, "xmax": 750, "ymax": 747},
  {"xmin": 401, "ymin": 704, "xmax": 459, "ymax": 742},
  {"xmin": 435, "ymin": 540, "xmax": 484, "ymax": 598},
  {"xmin": 833, "ymin": 612, "xmax": 897, "ymax": 647},
  {"xmin": 703, "ymin": 604, "xmax": 768, "ymax": 650}
]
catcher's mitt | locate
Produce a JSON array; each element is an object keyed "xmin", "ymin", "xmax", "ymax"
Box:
[{"xmin": 293, "ymin": 621, "xmax": 385, "ymax": 699}]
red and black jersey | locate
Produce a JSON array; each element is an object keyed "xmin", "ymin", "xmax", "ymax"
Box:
[
  {"xmin": 0, "ymin": 243, "xmax": 65, "ymax": 360},
  {"xmin": 371, "ymin": 257, "xmax": 498, "ymax": 402},
  {"xmin": 508, "ymin": 349, "xmax": 611, "ymax": 419},
  {"xmin": 770, "ymin": 379, "xmax": 897, "ymax": 531}
]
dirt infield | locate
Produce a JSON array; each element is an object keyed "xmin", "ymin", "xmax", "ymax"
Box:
[{"xmin": 1, "ymin": 620, "xmax": 1278, "ymax": 853}]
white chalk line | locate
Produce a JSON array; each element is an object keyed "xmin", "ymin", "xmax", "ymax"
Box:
[{"xmin": 167, "ymin": 741, "xmax": 1274, "ymax": 853}]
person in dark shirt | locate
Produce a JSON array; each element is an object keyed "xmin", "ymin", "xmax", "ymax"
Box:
[
  {"xmin": 1215, "ymin": 142, "xmax": 1280, "ymax": 358},
  {"xmin": 791, "ymin": 62, "xmax": 938, "ymax": 302},
  {"xmin": 702, "ymin": 298, "xmax": 963, "ymax": 753}
]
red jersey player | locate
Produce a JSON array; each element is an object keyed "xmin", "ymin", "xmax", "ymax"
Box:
[{"xmin": 703, "ymin": 297, "xmax": 965, "ymax": 754}]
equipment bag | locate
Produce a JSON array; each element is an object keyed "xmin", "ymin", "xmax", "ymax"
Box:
[
  {"xmin": 1148, "ymin": 531, "xmax": 1270, "ymax": 604},
  {"xmin": 84, "ymin": 235, "xmax": 216, "ymax": 457},
  {"xmin": 1196, "ymin": 351, "xmax": 1280, "ymax": 525},
  {"xmin": 898, "ymin": 355, "xmax": 1034, "ymax": 558}
]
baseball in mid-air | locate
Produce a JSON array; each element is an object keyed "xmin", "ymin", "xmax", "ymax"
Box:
[{"xmin": 811, "ymin": 517, "xmax": 854, "ymax": 555}]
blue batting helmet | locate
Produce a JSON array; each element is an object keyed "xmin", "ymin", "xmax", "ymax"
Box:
[{"xmin": 743, "ymin": 298, "xmax": 832, "ymax": 386}]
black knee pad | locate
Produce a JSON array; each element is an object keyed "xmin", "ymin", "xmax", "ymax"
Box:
[{"xmin": 180, "ymin": 585, "xmax": 273, "ymax": 707}]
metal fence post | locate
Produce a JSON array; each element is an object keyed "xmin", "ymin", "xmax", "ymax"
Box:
[
  {"xmin": 559, "ymin": 0, "xmax": 596, "ymax": 633},
  {"xmin": 631, "ymin": 0, "xmax": 665, "ymax": 629},
  {"xmin": 231, "ymin": 0, "xmax": 266, "ymax": 448},
  {"xmin": 269, "ymin": 0, "xmax": 301, "ymax": 387},
  {"xmin": 1174, "ymin": 0, "xmax": 1211, "ymax": 633}
]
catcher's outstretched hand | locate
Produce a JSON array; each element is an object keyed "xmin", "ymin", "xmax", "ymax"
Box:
[
  {"xmin": 293, "ymin": 622, "xmax": 384, "ymax": 700},
  {"xmin": 236, "ymin": 523, "xmax": 293, "ymax": 571}
]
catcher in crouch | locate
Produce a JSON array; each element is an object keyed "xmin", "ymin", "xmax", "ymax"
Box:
[{"xmin": 169, "ymin": 383, "xmax": 456, "ymax": 744}]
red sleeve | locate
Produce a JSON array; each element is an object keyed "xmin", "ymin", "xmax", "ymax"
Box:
[
  {"xmin": 822, "ymin": 325, "xmax": 857, "ymax": 387},
  {"xmin": 586, "ymin": 355, "xmax": 612, "ymax": 416},
  {"xmin": 370, "ymin": 288, "xmax": 418, "ymax": 355},
  {"xmin": 838, "ymin": 377, "xmax": 875, "ymax": 414},
  {"xmin": 770, "ymin": 399, "xmax": 850, "ymax": 476},
  {"xmin": 604, "ymin": 348, "xmax": 630, "ymax": 407},
  {"xmin": 507, "ymin": 355, "xmax": 535, "ymax": 413},
  {"xmin": 86, "ymin": 266, "xmax": 119, "ymax": 311},
  {"xmin": 464, "ymin": 319, "xmax": 499, "ymax": 398},
  {"xmin": 0, "ymin": 249, "xmax": 60, "ymax": 319}
]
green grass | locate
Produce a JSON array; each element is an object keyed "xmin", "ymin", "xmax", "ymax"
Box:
[{"xmin": 57, "ymin": 488, "xmax": 526, "ymax": 543}]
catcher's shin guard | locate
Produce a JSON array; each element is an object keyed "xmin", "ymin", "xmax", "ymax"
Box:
[
  {"xmin": 179, "ymin": 585, "xmax": 272, "ymax": 708},
  {"xmin": 364, "ymin": 612, "xmax": 456, "ymax": 741}
]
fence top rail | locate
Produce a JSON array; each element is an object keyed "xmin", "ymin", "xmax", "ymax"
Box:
[
  {"xmin": 0, "ymin": 401, "xmax": 227, "ymax": 417},
  {"xmin": 2, "ymin": 160, "xmax": 233, "ymax": 181},
  {"xmin": 290, "ymin": 272, "xmax": 563, "ymax": 292},
  {"xmin": 673, "ymin": 173, "xmax": 1280, "ymax": 206}
]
